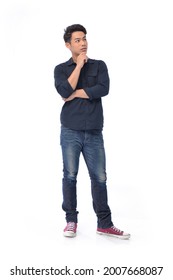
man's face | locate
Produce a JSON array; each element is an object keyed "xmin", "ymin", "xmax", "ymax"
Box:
[{"xmin": 66, "ymin": 31, "xmax": 88, "ymax": 56}]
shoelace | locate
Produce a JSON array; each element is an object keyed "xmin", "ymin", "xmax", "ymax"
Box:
[
  {"xmin": 111, "ymin": 226, "xmax": 123, "ymax": 234},
  {"xmin": 66, "ymin": 222, "xmax": 76, "ymax": 231}
]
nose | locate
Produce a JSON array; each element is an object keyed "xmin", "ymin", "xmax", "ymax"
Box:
[{"xmin": 82, "ymin": 39, "xmax": 87, "ymax": 45}]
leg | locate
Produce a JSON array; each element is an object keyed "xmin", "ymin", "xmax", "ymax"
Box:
[
  {"xmin": 60, "ymin": 126, "xmax": 82, "ymax": 223},
  {"xmin": 82, "ymin": 130, "xmax": 113, "ymax": 228}
]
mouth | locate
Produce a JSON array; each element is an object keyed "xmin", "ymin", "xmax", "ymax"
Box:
[{"xmin": 81, "ymin": 48, "xmax": 87, "ymax": 52}]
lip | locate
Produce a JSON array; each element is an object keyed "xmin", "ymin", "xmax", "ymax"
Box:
[{"xmin": 81, "ymin": 48, "xmax": 87, "ymax": 52}]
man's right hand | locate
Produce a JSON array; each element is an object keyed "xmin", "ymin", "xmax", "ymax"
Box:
[{"xmin": 76, "ymin": 52, "xmax": 88, "ymax": 68}]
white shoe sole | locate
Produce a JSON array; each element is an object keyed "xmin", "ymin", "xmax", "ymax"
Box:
[
  {"xmin": 63, "ymin": 231, "xmax": 76, "ymax": 238},
  {"xmin": 97, "ymin": 231, "xmax": 130, "ymax": 240}
]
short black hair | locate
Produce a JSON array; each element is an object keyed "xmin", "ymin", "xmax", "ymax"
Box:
[{"xmin": 63, "ymin": 24, "xmax": 87, "ymax": 43}]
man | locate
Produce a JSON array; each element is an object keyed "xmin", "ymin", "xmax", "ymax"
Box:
[{"xmin": 54, "ymin": 24, "xmax": 130, "ymax": 239}]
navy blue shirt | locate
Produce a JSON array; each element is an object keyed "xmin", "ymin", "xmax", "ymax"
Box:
[{"xmin": 54, "ymin": 58, "xmax": 110, "ymax": 130}]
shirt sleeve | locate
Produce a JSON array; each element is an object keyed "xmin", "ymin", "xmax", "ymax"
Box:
[
  {"xmin": 54, "ymin": 64, "xmax": 74, "ymax": 98},
  {"xmin": 83, "ymin": 60, "xmax": 110, "ymax": 100}
]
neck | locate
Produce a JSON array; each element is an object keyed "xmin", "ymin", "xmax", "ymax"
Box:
[{"xmin": 72, "ymin": 55, "xmax": 77, "ymax": 63}]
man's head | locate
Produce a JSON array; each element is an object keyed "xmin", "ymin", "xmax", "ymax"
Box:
[
  {"xmin": 63, "ymin": 24, "xmax": 87, "ymax": 43},
  {"xmin": 64, "ymin": 24, "xmax": 88, "ymax": 60}
]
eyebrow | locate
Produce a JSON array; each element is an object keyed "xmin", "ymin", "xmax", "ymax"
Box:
[{"xmin": 74, "ymin": 35, "xmax": 86, "ymax": 40}]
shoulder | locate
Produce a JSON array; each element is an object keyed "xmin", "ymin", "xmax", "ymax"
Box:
[
  {"xmin": 88, "ymin": 58, "xmax": 106, "ymax": 64},
  {"xmin": 54, "ymin": 58, "xmax": 72, "ymax": 72},
  {"xmin": 87, "ymin": 59, "xmax": 108, "ymax": 73},
  {"xmin": 88, "ymin": 58, "xmax": 108, "ymax": 68}
]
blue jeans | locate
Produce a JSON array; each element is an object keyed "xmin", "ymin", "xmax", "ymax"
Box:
[{"xmin": 60, "ymin": 126, "xmax": 113, "ymax": 228}]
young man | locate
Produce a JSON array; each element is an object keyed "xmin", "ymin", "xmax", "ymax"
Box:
[{"xmin": 54, "ymin": 24, "xmax": 130, "ymax": 239}]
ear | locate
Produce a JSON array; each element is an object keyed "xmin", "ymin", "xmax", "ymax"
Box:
[{"xmin": 65, "ymin": 42, "xmax": 71, "ymax": 50}]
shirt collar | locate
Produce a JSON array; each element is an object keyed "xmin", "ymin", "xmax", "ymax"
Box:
[{"xmin": 66, "ymin": 57, "xmax": 94, "ymax": 66}]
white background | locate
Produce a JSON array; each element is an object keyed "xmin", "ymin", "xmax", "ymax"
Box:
[{"xmin": 0, "ymin": 0, "xmax": 173, "ymax": 279}]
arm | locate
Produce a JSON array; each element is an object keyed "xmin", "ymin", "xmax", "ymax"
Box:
[
  {"xmin": 63, "ymin": 89, "xmax": 89, "ymax": 102},
  {"xmin": 54, "ymin": 53, "xmax": 88, "ymax": 99},
  {"xmin": 54, "ymin": 64, "xmax": 74, "ymax": 99},
  {"xmin": 63, "ymin": 60, "xmax": 109, "ymax": 102},
  {"xmin": 68, "ymin": 53, "xmax": 88, "ymax": 90}
]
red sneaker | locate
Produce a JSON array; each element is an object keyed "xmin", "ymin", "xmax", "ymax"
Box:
[
  {"xmin": 97, "ymin": 226, "xmax": 130, "ymax": 240},
  {"xmin": 63, "ymin": 222, "xmax": 77, "ymax": 237}
]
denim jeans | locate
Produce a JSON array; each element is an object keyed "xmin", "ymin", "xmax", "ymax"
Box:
[{"xmin": 60, "ymin": 126, "xmax": 113, "ymax": 228}]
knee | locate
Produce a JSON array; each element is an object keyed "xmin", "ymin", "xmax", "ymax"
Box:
[
  {"xmin": 63, "ymin": 170, "xmax": 77, "ymax": 181},
  {"xmin": 90, "ymin": 172, "xmax": 107, "ymax": 184}
]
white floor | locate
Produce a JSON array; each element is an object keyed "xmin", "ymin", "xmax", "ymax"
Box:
[{"xmin": 1, "ymin": 163, "xmax": 173, "ymax": 280}]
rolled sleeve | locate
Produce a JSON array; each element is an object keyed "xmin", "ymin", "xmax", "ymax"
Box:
[{"xmin": 54, "ymin": 64, "xmax": 74, "ymax": 98}]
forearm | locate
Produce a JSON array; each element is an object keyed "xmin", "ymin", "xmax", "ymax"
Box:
[
  {"xmin": 67, "ymin": 53, "xmax": 88, "ymax": 90},
  {"xmin": 75, "ymin": 89, "xmax": 89, "ymax": 98},
  {"xmin": 67, "ymin": 65, "xmax": 82, "ymax": 90},
  {"xmin": 63, "ymin": 89, "xmax": 89, "ymax": 102}
]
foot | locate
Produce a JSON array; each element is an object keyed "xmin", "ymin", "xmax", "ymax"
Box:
[
  {"xmin": 63, "ymin": 222, "xmax": 77, "ymax": 237},
  {"xmin": 97, "ymin": 226, "xmax": 130, "ymax": 240}
]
